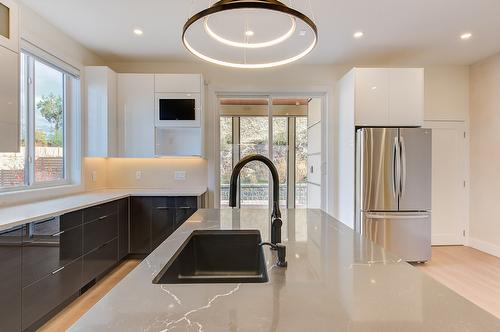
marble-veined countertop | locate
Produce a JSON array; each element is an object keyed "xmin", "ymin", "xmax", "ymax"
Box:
[
  {"xmin": 70, "ymin": 208, "xmax": 500, "ymax": 332},
  {"xmin": 0, "ymin": 188, "xmax": 207, "ymax": 231}
]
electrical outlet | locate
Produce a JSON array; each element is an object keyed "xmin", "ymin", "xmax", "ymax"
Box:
[
  {"xmin": 135, "ymin": 170, "xmax": 142, "ymax": 181},
  {"xmin": 91, "ymin": 171, "xmax": 97, "ymax": 182},
  {"xmin": 175, "ymin": 171, "xmax": 186, "ymax": 181}
]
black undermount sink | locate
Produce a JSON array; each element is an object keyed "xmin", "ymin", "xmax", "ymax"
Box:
[{"xmin": 153, "ymin": 230, "xmax": 269, "ymax": 284}]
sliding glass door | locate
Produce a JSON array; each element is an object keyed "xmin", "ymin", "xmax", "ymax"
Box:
[{"xmin": 218, "ymin": 95, "xmax": 312, "ymax": 209}]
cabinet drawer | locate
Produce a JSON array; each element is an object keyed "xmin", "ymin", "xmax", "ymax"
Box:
[
  {"xmin": 22, "ymin": 220, "xmax": 83, "ymax": 287},
  {"xmin": 82, "ymin": 238, "xmax": 118, "ymax": 284},
  {"xmin": 83, "ymin": 214, "xmax": 118, "ymax": 254},
  {"xmin": 22, "ymin": 257, "xmax": 83, "ymax": 330},
  {"xmin": 84, "ymin": 201, "xmax": 118, "ymax": 223},
  {"xmin": 61, "ymin": 210, "xmax": 83, "ymax": 230}
]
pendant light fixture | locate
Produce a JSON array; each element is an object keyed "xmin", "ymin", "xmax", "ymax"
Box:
[{"xmin": 182, "ymin": 0, "xmax": 318, "ymax": 69}]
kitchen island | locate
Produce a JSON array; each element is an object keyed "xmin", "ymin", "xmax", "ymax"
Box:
[{"xmin": 70, "ymin": 209, "xmax": 500, "ymax": 331}]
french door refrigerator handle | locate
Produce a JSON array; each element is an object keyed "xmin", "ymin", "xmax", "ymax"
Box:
[
  {"xmin": 393, "ymin": 137, "xmax": 401, "ymax": 199},
  {"xmin": 400, "ymin": 136, "xmax": 407, "ymax": 198},
  {"xmin": 365, "ymin": 212, "xmax": 430, "ymax": 219}
]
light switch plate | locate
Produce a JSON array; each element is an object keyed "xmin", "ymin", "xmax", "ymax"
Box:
[
  {"xmin": 91, "ymin": 171, "xmax": 97, "ymax": 182},
  {"xmin": 135, "ymin": 171, "xmax": 142, "ymax": 181},
  {"xmin": 175, "ymin": 171, "xmax": 186, "ymax": 181}
]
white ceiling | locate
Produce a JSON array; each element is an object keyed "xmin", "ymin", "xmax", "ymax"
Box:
[{"xmin": 19, "ymin": 0, "xmax": 500, "ymax": 65}]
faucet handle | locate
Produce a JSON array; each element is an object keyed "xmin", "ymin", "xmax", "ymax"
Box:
[{"xmin": 259, "ymin": 242, "xmax": 287, "ymax": 268}]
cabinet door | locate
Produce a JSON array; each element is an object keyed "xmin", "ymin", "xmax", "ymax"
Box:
[
  {"xmin": 151, "ymin": 197, "xmax": 175, "ymax": 250},
  {"xmin": 118, "ymin": 198, "xmax": 129, "ymax": 259},
  {"xmin": 389, "ymin": 68, "xmax": 424, "ymax": 126},
  {"xmin": 174, "ymin": 196, "xmax": 198, "ymax": 229},
  {"xmin": 22, "ymin": 215, "xmax": 83, "ymax": 287},
  {"xmin": 0, "ymin": 225, "xmax": 22, "ymax": 332},
  {"xmin": 83, "ymin": 214, "xmax": 118, "ymax": 254},
  {"xmin": 117, "ymin": 74, "xmax": 155, "ymax": 157},
  {"xmin": 130, "ymin": 197, "xmax": 152, "ymax": 254},
  {"xmin": 22, "ymin": 257, "xmax": 83, "ymax": 330},
  {"xmin": 154, "ymin": 74, "xmax": 201, "ymax": 93},
  {"xmin": 354, "ymin": 68, "xmax": 389, "ymax": 126},
  {"xmin": 0, "ymin": 0, "xmax": 19, "ymax": 52},
  {"xmin": 0, "ymin": 46, "xmax": 19, "ymax": 152}
]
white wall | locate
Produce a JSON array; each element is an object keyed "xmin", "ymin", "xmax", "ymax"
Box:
[
  {"xmin": 469, "ymin": 53, "xmax": 500, "ymax": 257},
  {"xmin": 0, "ymin": 3, "xmax": 104, "ymax": 206}
]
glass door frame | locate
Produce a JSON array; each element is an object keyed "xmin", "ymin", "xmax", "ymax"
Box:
[{"xmin": 216, "ymin": 93, "xmax": 312, "ymax": 210}]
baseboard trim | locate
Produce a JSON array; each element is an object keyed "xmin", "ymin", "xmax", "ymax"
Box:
[
  {"xmin": 432, "ymin": 234, "xmax": 464, "ymax": 245},
  {"xmin": 468, "ymin": 237, "xmax": 500, "ymax": 258}
]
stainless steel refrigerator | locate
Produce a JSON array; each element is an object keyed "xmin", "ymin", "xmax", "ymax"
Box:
[{"xmin": 355, "ymin": 128, "xmax": 432, "ymax": 262}]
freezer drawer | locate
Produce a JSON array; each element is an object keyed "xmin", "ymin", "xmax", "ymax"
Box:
[{"xmin": 360, "ymin": 212, "xmax": 431, "ymax": 262}]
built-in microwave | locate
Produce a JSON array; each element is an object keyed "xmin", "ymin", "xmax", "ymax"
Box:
[{"xmin": 155, "ymin": 92, "xmax": 201, "ymax": 127}]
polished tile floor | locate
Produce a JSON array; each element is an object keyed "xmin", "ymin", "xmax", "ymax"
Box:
[{"xmin": 40, "ymin": 246, "xmax": 500, "ymax": 330}]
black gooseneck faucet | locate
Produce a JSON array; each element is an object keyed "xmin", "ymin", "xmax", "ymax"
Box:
[{"xmin": 229, "ymin": 154, "xmax": 283, "ymax": 246}]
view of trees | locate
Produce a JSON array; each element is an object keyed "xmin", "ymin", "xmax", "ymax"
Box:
[{"xmin": 36, "ymin": 93, "xmax": 63, "ymax": 147}]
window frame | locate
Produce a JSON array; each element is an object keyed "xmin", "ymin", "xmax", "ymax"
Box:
[{"xmin": 0, "ymin": 49, "xmax": 79, "ymax": 193}]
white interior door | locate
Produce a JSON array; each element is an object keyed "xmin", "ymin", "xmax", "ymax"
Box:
[{"xmin": 424, "ymin": 121, "xmax": 468, "ymax": 245}]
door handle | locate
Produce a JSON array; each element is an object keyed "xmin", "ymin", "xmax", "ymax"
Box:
[
  {"xmin": 365, "ymin": 213, "xmax": 430, "ymax": 220},
  {"xmin": 393, "ymin": 137, "xmax": 401, "ymax": 199},
  {"xmin": 400, "ymin": 136, "xmax": 407, "ymax": 198},
  {"xmin": 51, "ymin": 266, "xmax": 65, "ymax": 275}
]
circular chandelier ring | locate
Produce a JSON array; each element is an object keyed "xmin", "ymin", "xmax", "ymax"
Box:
[{"xmin": 203, "ymin": 15, "xmax": 296, "ymax": 49}]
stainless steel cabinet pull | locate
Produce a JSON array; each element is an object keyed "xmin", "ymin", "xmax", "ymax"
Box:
[
  {"xmin": 156, "ymin": 207, "xmax": 169, "ymax": 210},
  {"xmin": 98, "ymin": 215, "xmax": 108, "ymax": 220},
  {"xmin": 178, "ymin": 207, "xmax": 192, "ymax": 209},
  {"xmin": 51, "ymin": 230, "xmax": 65, "ymax": 237},
  {"xmin": 52, "ymin": 266, "xmax": 65, "ymax": 275}
]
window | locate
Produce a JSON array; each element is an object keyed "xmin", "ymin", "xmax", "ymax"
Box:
[{"xmin": 0, "ymin": 51, "xmax": 77, "ymax": 191}]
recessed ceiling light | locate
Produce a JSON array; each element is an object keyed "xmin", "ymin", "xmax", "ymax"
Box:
[
  {"xmin": 353, "ymin": 31, "xmax": 364, "ymax": 39},
  {"xmin": 133, "ymin": 28, "xmax": 143, "ymax": 36},
  {"xmin": 245, "ymin": 30, "xmax": 255, "ymax": 37},
  {"xmin": 460, "ymin": 32, "xmax": 472, "ymax": 40}
]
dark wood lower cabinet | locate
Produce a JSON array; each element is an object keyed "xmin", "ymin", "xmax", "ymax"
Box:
[
  {"xmin": 130, "ymin": 196, "xmax": 152, "ymax": 254},
  {"xmin": 130, "ymin": 196, "xmax": 199, "ymax": 254},
  {"xmin": 3, "ymin": 195, "xmax": 198, "ymax": 331},
  {"xmin": 22, "ymin": 257, "xmax": 83, "ymax": 330},
  {"xmin": 0, "ymin": 225, "xmax": 23, "ymax": 332}
]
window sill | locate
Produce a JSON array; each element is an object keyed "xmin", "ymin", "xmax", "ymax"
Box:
[{"xmin": 0, "ymin": 183, "xmax": 84, "ymax": 207}]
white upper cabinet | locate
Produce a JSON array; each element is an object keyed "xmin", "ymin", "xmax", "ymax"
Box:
[
  {"xmin": 85, "ymin": 66, "xmax": 117, "ymax": 157},
  {"xmin": 352, "ymin": 68, "xmax": 424, "ymax": 127},
  {"xmin": 388, "ymin": 68, "xmax": 424, "ymax": 126},
  {"xmin": 117, "ymin": 74, "xmax": 155, "ymax": 157},
  {"xmin": 0, "ymin": 0, "xmax": 19, "ymax": 152},
  {"xmin": 0, "ymin": 0, "xmax": 19, "ymax": 53},
  {"xmin": 354, "ymin": 68, "xmax": 390, "ymax": 126},
  {"xmin": 154, "ymin": 74, "xmax": 202, "ymax": 93},
  {"xmin": 0, "ymin": 45, "xmax": 19, "ymax": 152}
]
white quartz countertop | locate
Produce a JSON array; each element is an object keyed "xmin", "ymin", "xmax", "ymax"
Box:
[
  {"xmin": 71, "ymin": 209, "xmax": 500, "ymax": 332},
  {"xmin": 0, "ymin": 188, "xmax": 207, "ymax": 231}
]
